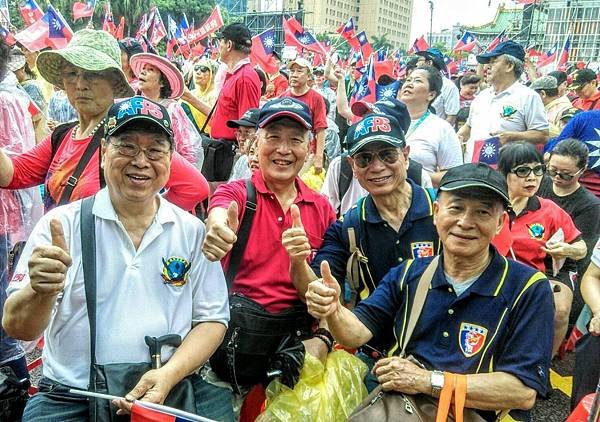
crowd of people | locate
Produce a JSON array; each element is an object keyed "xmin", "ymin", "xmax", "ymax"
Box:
[{"xmin": 1, "ymin": 19, "xmax": 600, "ymax": 422}]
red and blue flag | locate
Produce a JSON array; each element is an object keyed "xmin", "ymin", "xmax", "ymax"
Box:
[
  {"xmin": 283, "ymin": 16, "xmax": 326, "ymax": 56},
  {"xmin": 453, "ymin": 31, "xmax": 477, "ymax": 53},
  {"xmin": 72, "ymin": 0, "xmax": 95, "ymax": 20},
  {"xmin": 557, "ymin": 35, "xmax": 571, "ymax": 70},
  {"xmin": 336, "ymin": 16, "xmax": 355, "ymax": 41},
  {"xmin": 471, "ymin": 136, "xmax": 500, "ymax": 168},
  {"xmin": 251, "ymin": 27, "xmax": 278, "ymax": 73},
  {"xmin": 407, "ymin": 35, "xmax": 429, "ymax": 55},
  {"xmin": 19, "ymin": 0, "xmax": 43, "ymax": 25},
  {"xmin": 485, "ymin": 29, "xmax": 507, "ymax": 52},
  {"xmin": 536, "ymin": 43, "xmax": 558, "ymax": 68}
]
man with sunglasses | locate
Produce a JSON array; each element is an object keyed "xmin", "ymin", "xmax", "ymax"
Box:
[
  {"xmin": 570, "ymin": 68, "xmax": 600, "ymax": 111},
  {"xmin": 283, "ymin": 113, "xmax": 439, "ymax": 391}
]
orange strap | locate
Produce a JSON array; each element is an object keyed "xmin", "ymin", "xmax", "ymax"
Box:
[
  {"xmin": 436, "ymin": 372, "xmax": 455, "ymax": 422},
  {"xmin": 454, "ymin": 374, "xmax": 468, "ymax": 422}
]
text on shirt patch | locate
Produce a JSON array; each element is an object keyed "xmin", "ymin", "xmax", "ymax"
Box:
[
  {"xmin": 459, "ymin": 322, "xmax": 488, "ymax": 358},
  {"xmin": 161, "ymin": 257, "xmax": 191, "ymax": 287}
]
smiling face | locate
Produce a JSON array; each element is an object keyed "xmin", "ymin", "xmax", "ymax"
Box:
[
  {"xmin": 349, "ymin": 142, "xmax": 410, "ymax": 198},
  {"xmin": 507, "ymin": 161, "xmax": 544, "ymax": 199},
  {"xmin": 61, "ymin": 64, "xmax": 116, "ymax": 119},
  {"xmin": 257, "ymin": 119, "xmax": 309, "ymax": 186},
  {"xmin": 434, "ymin": 191, "xmax": 505, "ymax": 259},
  {"xmin": 101, "ymin": 129, "xmax": 172, "ymax": 207},
  {"xmin": 399, "ymin": 69, "xmax": 436, "ymax": 107},
  {"xmin": 137, "ymin": 62, "xmax": 164, "ymax": 95}
]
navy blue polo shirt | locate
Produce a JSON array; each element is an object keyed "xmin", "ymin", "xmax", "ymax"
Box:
[
  {"xmin": 353, "ymin": 248, "xmax": 554, "ymax": 397},
  {"xmin": 311, "ymin": 179, "xmax": 440, "ymax": 298}
]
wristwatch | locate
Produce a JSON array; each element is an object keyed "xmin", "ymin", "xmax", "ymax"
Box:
[{"xmin": 430, "ymin": 370, "xmax": 445, "ymax": 397}]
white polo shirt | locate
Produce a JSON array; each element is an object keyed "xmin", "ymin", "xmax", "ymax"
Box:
[
  {"xmin": 406, "ymin": 113, "xmax": 463, "ymax": 174},
  {"xmin": 8, "ymin": 188, "xmax": 229, "ymax": 389},
  {"xmin": 431, "ymin": 77, "xmax": 460, "ymax": 120},
  {"xmin": 465, "ymin": 81, "xmax": 549, "ymax": 161}
]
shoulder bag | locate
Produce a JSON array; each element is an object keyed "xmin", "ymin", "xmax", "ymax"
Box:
[
  {"xmin": 348, "ymin": 256, "xmax": 486, "ymax": 422},
  {"xmin": 80, "ymin": 196, "xmax": 196, "ymax": 421}
]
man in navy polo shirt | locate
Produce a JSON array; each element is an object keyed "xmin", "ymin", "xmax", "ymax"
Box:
[
  {"xmin": 283, "ymin": 112, "xmax": 439, "ymax": 389},
  {"xmin": 305, "ymin": 163, "xmax": 554, "ymax": 419}
]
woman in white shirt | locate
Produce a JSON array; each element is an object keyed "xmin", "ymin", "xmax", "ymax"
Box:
[{"xmin": 399, "ymin": 66, "xmax": 463, "ymax": 186}]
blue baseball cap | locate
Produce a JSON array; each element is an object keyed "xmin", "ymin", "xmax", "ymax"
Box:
[
  {"xmin": 476, "ymin": 40, "xmax": 525, "ymax": 64},
  {"xmin": 105, "ymin": 96, "xmax": 173, "ymax": 140},
  {"xmin": 416, "ymin": 48, "xmax": 447, "ymax": 71},
  {"xmin": 257, "ymin": 98, "xmax": 313, "ymax": 130},
  {"xmin": 346, "ymin": 114, "xmax": 406, "ymax": 156},
  {"xmin": 351, "ymin": 97, "xmax": 410, "ymax": 134}
]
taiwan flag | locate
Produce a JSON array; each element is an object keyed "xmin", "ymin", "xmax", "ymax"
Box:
[
  {"xmin": 46, "ymin": 5, "xmax": 73, "ymax": 48},
  {"xmin": 336, "ymin": 16, "xmax": 355, "ymax": 41},
  {"xmin": 72, "ymin": 0, "xmax": 95, "ymax": 21},
  {"xmin": 19, "ymin": 0, "xmax": 43, "ymax": 25},
  {"xmin": 250, "ymin": 28, "xmax": 278, "ymax": 73},
  {"xmin": 376, "ymin": 79, "xmax": 400, "ymax": 101},
  {"xmin": 485, "ymin": 29, "xmax": 507, "ymax": 53},
  {"xmin": 556, "ymin": 36, "xmax": 571, "ymax": 71},
  {"xmin": 348, "ymin": 31, "xmax": 372, "ymax": 59},
  {"xmin": 0, "ymin": 24, "xmax": 17, "ymax": 45},
  {"xmin": 282, "ymin": 16, "xmax": 326, "ymax": 56},
  {"xmin": 407, "ymin": 35, "xmax": 429, "ymax": 54},
  {"xmin": 453, "ymin": 31, "xmax": 477, "ymax": 53},
  {"xmin": 350, "ymin": 56, "xmax": 376, "ymax": 106},
  {"xmin": 471, "ymin": 136, "xmax": 500, "ymax": 167},
  {"xmin": 536, "ymin": 44, "xmax": 558, "ymax": 68},
  {"xmin": 130, "ymin": 401, "xmax": 212, "ymax": 422}
]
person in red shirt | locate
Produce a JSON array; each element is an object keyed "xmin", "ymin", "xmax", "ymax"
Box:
[
  {"xmin": 264, "ymin": 52, "xmax": 288, "ymax": 100},
  {"xmin": 571, "ymin": 68, "xmax": 600, "ymax": 111},
  {"xmin": 492, "ymin": 142, "xmax": 587, "ymax": 357},
  {"xmin": 280, "ymin": 57, "xmax": 328, "ymax": 174},
  {"xmin": 202, "ymin": 97, "xmax": 336, "ymax": 412}
]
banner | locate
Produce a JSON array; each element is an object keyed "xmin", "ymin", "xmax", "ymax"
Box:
[{"xmin": 187, "ymin": 6, "xmax": 223, "ymax": 45}]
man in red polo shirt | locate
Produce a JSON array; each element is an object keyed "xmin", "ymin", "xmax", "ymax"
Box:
[
  {"xmin": 571, "ymin": 68, "xmax": 600, "ymax": 111},
  {"xmin": 202, "ymin": 97, "xmax": 336, "ymax": 413},
  {"xmin": 280, "ymin": 57, "xmax": 328, "ymax": 174}
]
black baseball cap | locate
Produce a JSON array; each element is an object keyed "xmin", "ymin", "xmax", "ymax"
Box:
[
  {"xmin": 346, "ymin": 113, "xmax": 406, "ymax": 156},
  {"xmin": 227, "ymin": 108, "xmax": 260, "ymax": 128},
  {"xmin": 105, "ymin": 96, "xmax": 173, "ymax": 141},
  {"xmin": 438, "ymin": 163, "xmax": 510, "ymax": 207},
  {"xmin": 351, "ymin": 97, "xmax": 410, "ymax": 134},
  {"xmin": 257, "ymin": 97, "xmax": 313, "ymax": 130},
  {"xmin": 416, "ymin": 48, "xmax": 447, "ymax": 71},
  {"xmin": 569, "ymin": 68, "xmax": 597, "ymax": 90},
  {"xmin": 216, "ymin": 23, "xmax": 252, "ymax": 48},
  {"xmin": 548, "ymin": 70, "xmax": 567, "ymax": 86},
  {"xmin": 476, "ymin": 40, "xmax": 525, "ymax": 64}
]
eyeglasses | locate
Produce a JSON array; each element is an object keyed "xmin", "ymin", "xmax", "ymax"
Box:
[
  {"xmin": 194, "ymin": 65, "xmax": 210, "ymax": 73},
  {"xmin": 352, "ymin": 148, "xmax": 401, "ymax": 168},
  {"xmin": 510, "ymin": 164, "xmax": 546, "ymax": 178},
  {"xmin": 547, "ymin": 167, "xmax": 584, "ymax": 181},
  {"xmin": 109, "ymin": 140, "xmax": 171, "ymax": 161},
  {"xmin": 62, "ymin": 69, "xmax": 110, "ymax": 84}
]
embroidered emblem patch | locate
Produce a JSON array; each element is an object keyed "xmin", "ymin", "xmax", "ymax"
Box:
[
  {"xmin": 527, "ymin": 223, "xmax": 545, "ymax": 240},
  {"xmin": 459, "ymin": 322, "xmax": 488, "ymax": 358},
  {"xmin": 410, "ymin": 241, "xmax": 434, "ymax": 258},
  {"xmin": 161, "ymin": 257, "xmax": 191, "ymax": 287},
  {"xmin": 500, "ymin": 105, "xmax": 517, "ymax": 120}
]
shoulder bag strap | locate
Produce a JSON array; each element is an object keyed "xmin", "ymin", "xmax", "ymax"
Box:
[
  {"xmin": 200, "ymin": 102, "xmax": 218, "ymax": 134},
  {"xmin": 57, "ymin": 126, "xmax": 105, "ymax": 206},
  {"xmin": 224, "ymin": 179, "xmax": 257, "ymax": 289},
  {"xmin": 80, "ymin": 196, "xmax": 98, "ymax": 368},
  {"xmin": 399, "ymin": 255, "xmax": 439, "ymax": 357}
]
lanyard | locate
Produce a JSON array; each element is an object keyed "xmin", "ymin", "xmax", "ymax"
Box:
[{"xmin": 405, "ymin": 110, "xmax": 430, "ymax": 138}]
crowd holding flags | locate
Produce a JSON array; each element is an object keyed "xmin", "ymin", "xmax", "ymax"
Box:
[{"xmin": 72, "ymin": 0, "xmax": 96, "ymax": 21}]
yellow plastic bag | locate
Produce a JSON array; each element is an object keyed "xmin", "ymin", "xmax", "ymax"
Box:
[
  {"xmin": 256, "ymin": 350, "xmax": 368, "ymax": 422},
  {"xmin": 300, "ymin": 165, "xmax": 326, "ymax": 192}
]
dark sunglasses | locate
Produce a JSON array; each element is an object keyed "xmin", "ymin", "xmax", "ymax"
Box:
[
  {"xmin": 194, "ymin": 65, "xmax": 210, "ymax": 73},
  {"xmin": 510, "ymin": 164, "xmax": 546, "ymax": 178},
  {"xmin": 547, "ymin": 167, "xmax": 584, "ymax": 181},
  {"xmin": 353, "ymin": 148, "xmax": 400, "ymax": 168}
]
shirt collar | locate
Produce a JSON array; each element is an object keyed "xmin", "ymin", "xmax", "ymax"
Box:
[
  {"xmin": 431, "ymin": 247, "xmax": 510, "ymax": 297},
  {"xmin": 251, "ymin": 171, "xmax": 319, "ymax": 203},
  {"xmin": 92, "ymin": 187, "xmax": 177, "ymax": 225},
  {"xmin": 362, "ymin": 179, "xmax": 433, "ymax": 224},
  {"xmin": 508, "ymin": 195, "xmax": 540, "ymax": 221},
  {"xmin": 582, "ymin": 90, "xmax": 600, "ymax": 104},
  {"xmin": 492, "ymin": 80, "xmax": 520, "ymax": 97},
  {"xmin": 229, "ymin": 58, "xmax": 251, "ymax": 75}
]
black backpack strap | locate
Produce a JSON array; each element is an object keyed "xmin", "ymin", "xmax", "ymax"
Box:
[
  {"xmin": 80, "ymin": 196, "xmax": 98, "ymax": 369},
  {"xmin": 224, "ymin": 179, "xmax": 257, "ymax": 289},
  {"xmin": 407, "ymin": 158, "xmax": 422, "ymax": 186},
  {"xmin": 57, "ymin": 126, "xmax": 106, "ymax": 206},
  {"xmin": 200, "ymin": 102, "xmax": 218, "ymax": 135},
  {"xmin": 338, "ymin": 154, "xmax": 353, "ymax": 210},
  {"xmin": 50, "ymin": 121, "xmax": 79, "ymax": 160}
]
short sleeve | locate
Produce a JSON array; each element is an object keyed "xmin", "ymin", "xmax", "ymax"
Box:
[
  {"xmin": 320, "ymin": 156, "xmax": 342, "ymax": 212},
  {"xmin": 524, "ymin": 92, "xmax": 549, "ymax": 132},
  {"xmin": 310, "ymin": 219, "xmax": 350, "ymax": 284},
  {"xmin": 591, "ymin": 239, "xmax": 600, "ymax": 267},
  {"xmin": 436, "ymin": 123, "xmax": 464, "ymax": 170}
]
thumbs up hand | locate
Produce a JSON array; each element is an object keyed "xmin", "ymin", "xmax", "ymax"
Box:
[
  {"xmin": 306, "ymin": 261, "xmax": 341, "ymax": 319},
  {"xmin": 282, "ymin": 204, "xmax": 312, "ymax": 265},
  {"xmin": 28, "ymin": 218, "xmax": 72, "ymax": 297},
  {"xmin": 203, "ymin": 201, "xmax": 240, "ymax": 262}
]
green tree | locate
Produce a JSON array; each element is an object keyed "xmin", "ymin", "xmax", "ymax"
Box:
[{"xmin": 371, "ymin": 34, "xmax": 393, "ymax": 53}]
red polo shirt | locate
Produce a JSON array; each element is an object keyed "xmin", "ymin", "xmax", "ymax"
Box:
[
  {"xmin": 210, "ymin": 59, "xmax": 261, "ymax": 141},
  {"xmin": 209, "ymin": 171, "xmax": 336, "ymax": 312},
  {"xmin": 492, "ymin": 196, "xmax": 581, "ymax": 272},
  {"xmin": 573, "ymin": 90, "xmax": 600, "ymax": 111},
  {"xmin": 265, "ymin": 73, "xmax": 289, "ymax": 99},
  {"xmin": 280, "ymin": 88, "xmax": 328, "ymax": 131}
]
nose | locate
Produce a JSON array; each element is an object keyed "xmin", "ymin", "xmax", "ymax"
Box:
[{"xmin": 130, "ymin": 150, "xmax": 151, "ymax": 166}]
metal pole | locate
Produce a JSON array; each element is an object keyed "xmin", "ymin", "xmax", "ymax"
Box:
[{"xmin": 429, "ymin": 0, "xmax": 433, "ymax": 45}]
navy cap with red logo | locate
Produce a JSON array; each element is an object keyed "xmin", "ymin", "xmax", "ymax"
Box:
[
  {"xmin": 257, "ymin": 97, "xmax": 313, "ymax": 130},
  {"xmin": 105, "ymin": 96, "xmax": 173, "ymax": 141},
  {"xmin": 346, "ymin": 113, "xmax": 406, "ymax": 156}
]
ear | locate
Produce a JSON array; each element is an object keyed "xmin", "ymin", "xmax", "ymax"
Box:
[
  {"xmin": 100, "ymin": 138, "xmax": 108, "ymax": 168},
  {"xmin": 495, "ymin": 209, "xmax": 507, "ymax": 235},
  {"xmin": 432, "ymin": 200, "xmax": 440, "ymax": 226},
  {"xmin": 347, "ymin": 155, "xmax": 358, "ymax": 176},
  {"xmin": 402, "ymin": 145, "xmax": 410, "ymax": 160}
]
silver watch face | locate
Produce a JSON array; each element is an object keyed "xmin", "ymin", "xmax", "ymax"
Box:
[{"xmin": 431, "ymin": 371, "xmax": 445, "ymax": 389}]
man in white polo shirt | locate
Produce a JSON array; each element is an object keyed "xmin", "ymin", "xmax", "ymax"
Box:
[
  {"xmin": 3, "ymin": 96, "xmax": 230, "ymax": 421},
  {"xmin": 458, "ymin": 41, "xmax": 549, "ymax": 161}
]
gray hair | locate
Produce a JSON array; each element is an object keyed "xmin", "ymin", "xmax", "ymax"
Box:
[
  {"xmin": 256, "ymin": 122, "xmax": 313, "ymax": 143},
  {"xmin": 502, "ymin": 54, "xmax": 524, "ymax": 79}
]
